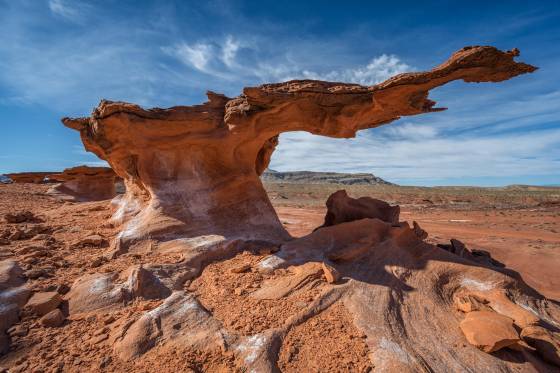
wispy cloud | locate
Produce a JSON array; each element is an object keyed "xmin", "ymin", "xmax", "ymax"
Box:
[
  {"xmin": 270, "ymin": 127, "xmax": 560, "ymax": 186},
  {"xmin": 48, "ymin": 0, "xmax": 88, "ymax": 21},
  {"xmin": 0, "ymin": 2, "xmax": 558, "ymax": 185},
  {"xmin": 164, "ymin": 35, "xmax": 412, "ymax": 84}
]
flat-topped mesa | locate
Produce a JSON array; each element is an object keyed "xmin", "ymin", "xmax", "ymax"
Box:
[
  {"xmin": 62, "ymin": 46, "xmax": 536, "ymax": 248},
  {"xmin": 49, "ymin": 165, "xmax": 117, "ymax": 201}
]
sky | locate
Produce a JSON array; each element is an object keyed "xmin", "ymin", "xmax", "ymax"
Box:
[{"xmin": 0, "ymin": 0, "xmax": 559, "ymax": 186}]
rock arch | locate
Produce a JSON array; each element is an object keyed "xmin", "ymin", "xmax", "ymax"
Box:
[{"xmin": 63, "ymin": 46, "xmax": 535, "ymax": 251}]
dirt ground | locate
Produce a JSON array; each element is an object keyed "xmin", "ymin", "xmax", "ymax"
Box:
[
  {"xmin": 266, "ymin": 183, "xmax": 560, "ymax": 301},
  {"xmin": 0, "ymin": 182, "xmax": 558, "ymax": 372}
]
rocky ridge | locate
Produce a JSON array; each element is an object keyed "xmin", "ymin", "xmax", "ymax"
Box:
[{"xmin": 262, "ymin": 169, "xmax": 393, "ymax": 185}]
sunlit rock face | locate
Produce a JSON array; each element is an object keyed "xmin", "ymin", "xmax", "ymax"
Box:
[{"xmin": 62, "ymin": 46, "xmax": 535, "ymax": 249}]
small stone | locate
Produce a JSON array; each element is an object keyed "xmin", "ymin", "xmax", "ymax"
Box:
[
  {"xmin": 25, "ymin": 291, "xmax": 62, "ymax": 316},
  {"xmin": 7, "ymin": 325, "xmax": 28, "ymax": 338},
  {"xmin": 75, "ymin": 234, "xmax": 107, "ymax": 247},
  {"xmin": 40, "ymin": 309, "xmax": 65, "ymax": 327},
  {"xmin": 31, "ymin": 234, "xmax": 51, "ymax": 241},
  {"xmin": 233, "ymin": 287, "xmax": 244, "ymax": 296},
  {"xmin": 4, "ymin": 211, "xmax": 35, "ymax": 224},
  {"xmin": 459, "ymin": 311, "xmax": 519, "ymax": 353},
  {"xmin": 230, "ymin": 264, "xmax": 251, "ymax": 273},
  {"xmin": 8, "ymin": 230, "xmax": 22, "ymax": 241},
  {"xmin": 90, "ymin": 257, "xmax": 104, "ymax": 268},
  {"xmin": 99, "ymin": 356, "xmax": 112, "ymax": 368},
  {"xmin": 321, "ymin": 262, "xmax": 341, "ymax": 284},
  {"xmin": 94, "ymin": 327, "xmax": 109, "ymax": 336},
  {"xmin": 25, "ymin": 268, "xmax": 47, "ymax": 279},
  {"xmin": 56, "ymin": 283, "xmax": 71, "ymax": 295},
  {"xmin": 102, "ymin": 315, "xmax": 115, "ymax": 325},
  {"xmin": 90, "ymin": 333, "xmax": 109, "ymax": 344}
]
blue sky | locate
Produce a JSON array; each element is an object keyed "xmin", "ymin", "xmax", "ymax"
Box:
[{"xmin": 0, "ymin": 0, "xmax": 559, "ymax": 186}]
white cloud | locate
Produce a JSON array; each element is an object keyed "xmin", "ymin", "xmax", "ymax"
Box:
[
  {"xmin": 297, "ymin": 54, "xmax": 410, "ymax": 85},
  {"xmin": 222, "ymin": 36, "xmax": 240, "ymax": 68},
  {"xmin": 169, "ymin": 43, "xmax": 214, "ymax": 73},
  {"xmin": 48, "ymin": 0, "xmax": 83, "ymax": 20},
  {"xmin": 165, "ymin": 36, "xmax": 412, "ymax": 85},
  {"xmin": 269, "ymin": 126, "xmax": 560, "ymax": 186}
]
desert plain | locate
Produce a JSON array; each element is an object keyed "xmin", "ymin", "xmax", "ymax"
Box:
[{"xmin": 0, "ymin": 180, "xmax": 558, "ymax": 372}]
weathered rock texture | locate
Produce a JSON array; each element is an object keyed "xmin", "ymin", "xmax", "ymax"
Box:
[
  {"xmin": 56, "ymin": 46, "xmax": 560, "ymax": 371},
  {"xmin": 0, "ymin": 260, "xmax": 30, "ymax": 354},
  {"xmin": 319, "ymin": 189, "xmax": 400, "ymax": 228},
  {"xmin": 48, "ymin": 165, "xmax": 116, "ymax": 201},
  {"xmin": 63, "ymin": 46, "xmax": 535, "ymax": 251}
]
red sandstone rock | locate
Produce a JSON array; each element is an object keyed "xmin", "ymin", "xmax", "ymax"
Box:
[
  {"xmin": 39, "ymin": 309, "xmax": 65, "ymax": 327},
  {"xmin": 62, "ymin": 46, "xmax": 535, "ymax": 251},
  {"xmin": 48, "ymin": 166, "xmax": 116, "ymax": 201},
  {"xmin": 25, "ymin": 291, "xmax": 62, "ymax": 316},
  {"xmin": 5, "ymin": 172, "xmax": 57, "ymax": 184},
  {"xmin": 460, "ymin": 311, "xmax": 520, "ymax": 352},
  {"xmin": 321, "ymin": 262, "xmax": 340, "ymax": 284},
  {"xmin": 0, "ymin": 260, "xmax": 30, "ymax": 354},
  {"xmin": 320, "ymin": 189, "xmax": 400, "ymax": 228},
  {"xmin": 4, "ymin": 211, "xmax": 35, "ymax": 224},
  {"xmin": 51, "ymin": 46, "xmax": 560, "ymax": 372},
  {"xmin": 521, "ymin": 325, "xmax": 560, "ymax": 367}
]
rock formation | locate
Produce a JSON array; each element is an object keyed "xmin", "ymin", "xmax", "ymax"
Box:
[
  {"xmin": 48, "ymin": 165, "xmax": 117, "ymax": 201},
  {"xmin": 261, "ymin": 169, "xmax": 394, "ymax": 185},
  {"xmin": 318, "ymin": 189, "xmax": 400, "ymax": 228},
  {"xmin": 63, "ymin": 46, "xmax": 535, "ymax": 252},
  {"xmin": 0, "ymin": 260, "xmax": 30, "ymax": 354},
  {"xmin": 57, "ymin": 46, "xmax": 560, "ymax": 371},
  {"xmin": 4, "ymin": 172, "xmax": 58, "ymax": 184}
]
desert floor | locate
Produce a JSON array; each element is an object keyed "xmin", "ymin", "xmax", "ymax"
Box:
[
  {"xmin": 0, "ymin": 182, "xmax": 558, "ymax": 372},
  {"xmin": 266, "ymin": 183, "xmax": 560, "ymax": 301}
]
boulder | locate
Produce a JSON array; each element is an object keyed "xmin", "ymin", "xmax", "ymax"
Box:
[
  {"xmin": 521, "ymin": 325, "xmax": 560, "ymax": 367},
  {"xmin": 4, "ymin": 211, "xmax": 35, "ymax": 224},
  {"xmin": 113, "ymin": 291, "xmax": 225, "ymax": 360},
  {"xmin": 321, "ymin": 262, "xmax": 340, "ymax": 284},
  {"xmin": 319, "ymin": 190, "xmax": 400, "ymax": 228},
  {"xmin": 65, "ymin": 273, "xmax": 125, "ymax": 314},
  {"xmin": 0, "ymin": 260, "xmax": 30, "ymax": 354},
  {"xmin": 39, "ymin": 309, "xmax": 65, "ymax": 328},
  {"xmin": 24, "ymin": 291, "xmax": 62, "ymax": 316},
  {"xmin": 125, "ymin": 265, "xmax": 171, "ymax": 300},
  {"xmin": 459, "ymin": 311, "xmax": 520, "ymax": 352}
]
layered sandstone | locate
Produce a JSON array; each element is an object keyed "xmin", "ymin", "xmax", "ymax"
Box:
[
  {"xmin": 318, "ymin": 189, "xmax": 400, "ymax": 228},
  {"xmin": 5, "ymin": 172, "xmax": 58, "ymax": 184},
  {"xmin": 62, "ymin": 46, "xmax": 535, "ymax": 251},
  {"xmin": 52, "ymin": 46, "xmax": 560, "ymax": 371},
  {"xmin": 48, "ymin": 165, "xmax": 117, "ymax": 201}
]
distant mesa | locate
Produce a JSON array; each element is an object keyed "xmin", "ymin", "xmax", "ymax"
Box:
[{"xmin": 262, "ymin": 169, "xmax": 394, "ymax": 185}]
